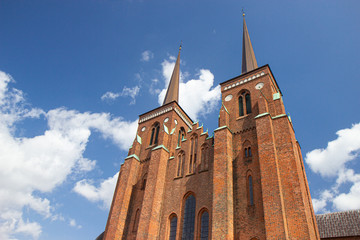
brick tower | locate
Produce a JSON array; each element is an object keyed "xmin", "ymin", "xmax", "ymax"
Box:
[{"xmin": 102, "ymin": 15, "xmax": 319, "ymax": 240}]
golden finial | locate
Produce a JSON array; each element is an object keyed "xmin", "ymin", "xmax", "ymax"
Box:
[
  {"xmin": 242, "ymin": 8, "xmax": 245, "ymax": 17},
  {"xmin": 179, "ymin": 40, "xmax": 182, "ymax": 51}
]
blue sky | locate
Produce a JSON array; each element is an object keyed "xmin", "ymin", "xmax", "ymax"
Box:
[{"xmin": 1, "ymin": 0, "xmax": 360, "ymax": 239}]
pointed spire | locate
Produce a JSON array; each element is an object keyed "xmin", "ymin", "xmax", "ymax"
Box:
[
  {"xmin": 163, "ymin": 44, "xmax": 181, "ymax": 105},
  {"xmin": 241, "ymin": 13, "xmax": 258, "ymax": 74}
]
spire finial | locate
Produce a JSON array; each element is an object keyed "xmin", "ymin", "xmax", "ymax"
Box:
[
  {"xmin": 163, "ymin": 44, "xmax": 181, "ymax": 105},
  {"xmin": 241, "ymin": 14, "xmax": 258, "ymax": 74},
  {"xmin": 242, "ymin": 8, "xmax": 245, "ymax": 17}
]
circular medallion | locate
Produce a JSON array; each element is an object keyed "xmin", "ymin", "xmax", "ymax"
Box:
[
  {"xmin": 225, "ymin": 94, "xmax": 233, "ymax": 102},
  {"xmin": 255, "ymin": 82, "xmax": 264, "ymax": 90},
  {"xmin": 164, "ymin": 117, "xmax": 169, "ymax": 123},
  {"xmin": 174, "ymin": 119, "xmax": 178, "ymax": 124},
  {"xmin": 141, "ymin": 127, "xmax": 146, "ymax": 132}
]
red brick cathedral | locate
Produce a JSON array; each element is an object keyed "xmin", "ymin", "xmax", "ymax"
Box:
[{"xmin": 98, "ymin": 16, "xmax": 360, "ymax": 240}]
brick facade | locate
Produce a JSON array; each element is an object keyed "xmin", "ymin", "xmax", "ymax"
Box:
[{"xmin": 101, "ymin": 64, "xmax": 324, "ymax": 239}]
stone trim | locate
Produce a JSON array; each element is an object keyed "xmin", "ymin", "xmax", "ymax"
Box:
[
  {"xmin": 152, "ymin": 144, "xmax": 170, "ymax": 153},
  {"xmin": 139, "ymin": 106, "xmax": 173, "ymax": 123},
  {"xmin": 175, "ymin": 107, "xmax": 193, "ymax": 129},
  {"xmin": 125, "ymin": 154, "xmax": 140, "ymax": 162},
  {"xmin": 223, "ymin": 71, "xmax": 265, "ymax": 91}
]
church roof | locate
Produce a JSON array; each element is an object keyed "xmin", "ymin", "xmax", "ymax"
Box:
[
  {"xmin": 316, "ymin": 209, "xmax": 360, "ymax": 238},
  {"xmin": 241, "ymin": 14, "xmax": 258, "ymax": 74},
  {"xmin": 163, "ymin": 45, "xmax": 181, "ymax": 105}
]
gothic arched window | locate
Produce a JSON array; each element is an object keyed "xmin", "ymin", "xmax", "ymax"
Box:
[
  {"xmin": 239, "ymin": 91, "xmax": 252, "ymax": 117},
  {"xmin": 189, "ymin": 135, "xmax": 198, "ymax": 174},
  {"xmin": 177, "ymin": 152, "xmax": 185, "ymax": 177},
  {"xmin": 239, "ymin": 96, "xmax": 244, "ymax": 116},
  {"xmin": 150, "ymin": 123, "xmax": 160, "ymax": 146},
  {"xmin": 200, "ymin": 210, "xmax": 209, "ymax": 239},
  {"xmin": 182, "ymin": 194, "xmax": 196, "ymax": 240},
  {"xmin": 169, "ymin": 214, "xmax": 177, "ymax": 240},
  {"xmin": 178, "ymin": 127, "xmax": 186, "ymax": 147},
  {"xmin": 245, "ymin": 93, "xmax": 252, "ymax": 114},
  {"xmin": 248, "ymin": 175, "xmax": 254, "ymax": 205}
]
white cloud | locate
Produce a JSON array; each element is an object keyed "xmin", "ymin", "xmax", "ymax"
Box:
[
  {"xmin": 0, "ymin": 70, "xmax": 138, "ymax": 239},
  {"xmin": 306, "ymin": 123, "xmax": 360, "ymax": 177},
  {"xmin": 101, "ymin": 86, "xmax": 140, "ymax": 105},
  {"xmin": 101, "ymin": 91, "xmax": 120, "ymax": 101},
  {"xmin": 157, "ymin": 57, "xmax": 221, "ymax": 120},
  {"xmin": 69, "ymin": 218, "xmax": 82, "ymax": 229},
  {"xmin": 306, "ymin": 123, "xmax": 360, "ymax": 213},
  {"xmin": 141, "ymin": 50, "xmax": 154, "ymax": 62},
  {"xmin": 73, "ymin": 172, "xmax": 119, "ymax": 209}
]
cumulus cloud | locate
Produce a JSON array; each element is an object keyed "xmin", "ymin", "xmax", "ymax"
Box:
[
  {"xmin": 141, "ymin": 50, "xmax": 154, "ymax": 62},
  {"xmin": 73, "ymin": 172, "xmax": 118, "ymax": 209},
  {"xmin": 0, "ymin": 70, "xmax": 138, "ymax": 239},
  {"xmin": 157, "ymin": 57, "xmax": 221, "ymax": 120},
  {"xmin": 101, "ymin": 86, "xmax": 140, "ymax": 105},
  {"xmin": 306, "ymin": 123, "xmax": 360, "ymax": 213}
]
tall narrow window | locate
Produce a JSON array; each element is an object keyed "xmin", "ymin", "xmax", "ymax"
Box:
[
  {"xmin": 154, "ymin": 124, "xmax": 160, "ymax": 145},
  {"xmin": 200, "ymin": 211, "xmax": 209, "ymax": 240},
  {"xmin": 248, "ymin": 175, "xmax": 254, "ymax": 205},
  {"xmin": 150, "ymin": 123, "xmax": 160, "ymax": 146},
  {"xmin": 177, "ymin": 152, "xmax": 184, "ymax": 177},
  {"xmin": 178, "ymin": 127, "xmax": 186, "ymax": 147},
  {"xmin": 150, "ymin": 128, "xmax": 155, "ymax": 145},
  {"xmin": 245, "ymin": 148, "xmax": 248, "ymax": 158},
  {"xmin": 169, "ymin": 215, "xmax": 177, "ymax": 240},
  {"xmin": 248, "ymin": 147, "xmax": 252, "ymax": 157},
  {"xmin": 245, "ymin": 93, "xmax": 252, "ymax": 114},
  {"xmin": 182, "ymin": 195, "xmax": 196, "ymax": 240},
  {"xmin": 189, "ymin": 135, "xmax": 198, "ymax": 174},
  {"xmin": 239, "ymin": 96, "xmax": 244, "ymax": 116},
  {"xmin": 193, "ymin": 137, "xmax": 198, "ymax": 173},
  {"xmin": 189, "ymin": 138, "xmax": 194, "ymax": 173}
]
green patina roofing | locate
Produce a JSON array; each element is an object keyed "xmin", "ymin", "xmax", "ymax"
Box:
[
  {"xmin": 221, "ymin": 101, "xmax": 230, "ymax": 114},
  {"xmin": 152, "ymin": 144, "xmax": 170, "ymax": 153},
  {"xmin": 125, "ymin": 154, "xmax": 140, "ymax": 161},
  {"xmin": 214, "ymin": 125, "xmax": 232, "ymax": 133}
]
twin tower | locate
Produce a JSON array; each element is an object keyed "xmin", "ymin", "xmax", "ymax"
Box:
[{"xmin": 101, "ymin": 17, "xmax": 319, "ymax": 240}]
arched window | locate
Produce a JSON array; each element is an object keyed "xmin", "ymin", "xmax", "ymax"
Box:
[
  {"xmin": 245, "ymin": 93, "xmax": 252, "ymax": 114},
  {"xmin": 182, "ymin": 194, "xmax": 196, "ymax": 239},
  {"xmin": 133, "ymin": 209, "xmax": 140, "ymax": 232},
  {"xmin": 239, "ymin": 91, "xmax": 252, "ymax": 116},
  {"xmin": 169, "ymin": 214, "xmax": 177, "ymax": 240},
  {"xmin": 177, "ymin": 152, "xmax": 185, "ymax": 177},
  {"xmin": 189, "ymin": 135, "xmax": 198, "ymax": 173},
  {"xmin": 150, "ymin": 123, "xmax": 160, "ymax": 145},
  {"xmin": 244, "ymin": 147, "xmax": 252, "ymax": 158},
  {"xmin": 239, "ymin": 96, "xmax": 244, "ymax": 116},
  {"xmin": 248, "ymin": 175, "xmax": 254, "ymax": 205},
  {"xmin": 200, "ymin": 211, "xmax": 209, "ymax": 239},
  {"xmin": 178, "ymin": 127, "xmax": 186, "ymax": 147}
]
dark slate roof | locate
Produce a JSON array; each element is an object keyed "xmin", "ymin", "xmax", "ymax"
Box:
[{"xmin": 316, "ymin": 210, "xmax": 360, "ymax": 238}]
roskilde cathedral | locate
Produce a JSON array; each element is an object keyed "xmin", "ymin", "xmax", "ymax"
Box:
[{"xmin": 97, "ymin": 16, "xmax": 360, "ymax": 240}]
